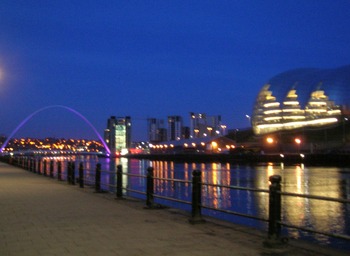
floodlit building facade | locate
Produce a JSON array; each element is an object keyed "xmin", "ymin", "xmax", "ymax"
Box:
[
  {"xmin": 104, "ymin": 116, "xmax": 131, "ymax": 155},
  {"xmin": 252, "ymin": 65, "xmax": 350, "ymax": 135}
]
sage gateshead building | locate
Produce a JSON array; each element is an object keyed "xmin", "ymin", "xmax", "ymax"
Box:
[{"xmin": 252, "ymin": 65, "xmax": 350, "ymax": 135}]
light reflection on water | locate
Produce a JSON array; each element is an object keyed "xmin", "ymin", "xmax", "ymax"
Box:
[{"xmin": 43, "ymin": 156, "xmax": 350, "ymax": 252}]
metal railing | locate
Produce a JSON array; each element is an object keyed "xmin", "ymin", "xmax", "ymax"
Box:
[{"xmin": 2, "ymin": 155, "xmax": 350, "ymax": 246}]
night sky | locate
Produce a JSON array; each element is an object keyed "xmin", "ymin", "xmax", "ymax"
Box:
[{"xmin": 1, "ymin": 1, "xmax": 350, "ymax": 142}]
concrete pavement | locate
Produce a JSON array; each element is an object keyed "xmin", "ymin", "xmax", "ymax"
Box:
[{"xmin": 0, "ymin": 162, "xmax": 348, "ymax": 256}]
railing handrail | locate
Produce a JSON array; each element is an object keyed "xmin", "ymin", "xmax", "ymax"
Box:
[
  {"xmin": 279, "ymin": 191, "xmax": 350, "ymax": 204},
  {"xmin": 4, "ymin": 155, "xmax": 350, "ymax": 247}
]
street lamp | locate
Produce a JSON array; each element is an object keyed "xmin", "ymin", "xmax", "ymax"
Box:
[
  {"xmin": 246, "ymin": 115, "xmax": 251, "ymax": 126},
  {"xmin": 194, "ymin": 129, "xmax": 199, "ymax": 138},
  {"xmin": 212, "ymin": 141, "xmax": 217, "ymax": 154},
  {"xmin": 343, "ymin": 117, "xmax": 348, "ymax": 142},
  {"xmin": 295, "ymin": 138, "xmax": 301, "ymax": 153},
  {"xmin": 221, "ymin": 125, "xmax": 226, "ymax": 136},
  {"xmin": 207, "ymin": 127, "xmax": 213, "ymax": 137},
  {"xmin": 267, "ymin": 138, "xmax": 274, "ymax": 144}
]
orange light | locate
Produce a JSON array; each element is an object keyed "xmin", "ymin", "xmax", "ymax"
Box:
[
  {"xmin": 267, "ymin": 138, "xmax": 274, "ymax": 143},
  {"xmin": 295, "ymin": 138, "xmax": 301, "ymax": 144}
]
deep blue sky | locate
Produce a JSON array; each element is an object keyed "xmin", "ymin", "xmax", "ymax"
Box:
[{"xmin": 1, "ymin": 1, "xmax": 350, "ymax": 142}]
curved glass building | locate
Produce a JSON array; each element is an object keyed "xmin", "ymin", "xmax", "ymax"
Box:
[{"xmin": 252, "ymin": 65, "xmax": 350, "ymax": 135}]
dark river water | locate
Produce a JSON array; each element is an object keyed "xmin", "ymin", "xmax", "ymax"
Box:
[{"xmin": 41, "ymin": 155, "xmax": 350, "ymax": 252}]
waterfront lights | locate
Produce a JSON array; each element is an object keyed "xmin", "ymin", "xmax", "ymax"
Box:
[
  {"xmin": 267, "ymin": 138, "xmax": 274, "ymax": 143},
  {"xmin": 295, "ymin": 138, "xmax": 301, "ymax": 144}
]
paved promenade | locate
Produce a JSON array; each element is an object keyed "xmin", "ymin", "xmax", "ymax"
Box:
[{"xmin": 0, "ymin": 162, "xmax": 348, "ymax": 256}]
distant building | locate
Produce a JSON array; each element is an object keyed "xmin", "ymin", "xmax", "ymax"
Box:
[
  {"xmin": 104, "ymin": 116, "xmax": 131, "ymax": 154},
  {"xmin": 167, "ymin": 116, "xmax": 183, "ymax": 141},
  {"xmin": 189, "ymin": 112, "xmax": 222, "ymax": 138},
  {"xmin": 182, "ymin": 126, "xmax": 190, "ymax": 140},
  {"xmin": 148, "ymin": 118, "xmax": 165, "ymax": 143},
  {"xmin": 252, "ymin": 65, "xmax": 350, "ymax": 135}
]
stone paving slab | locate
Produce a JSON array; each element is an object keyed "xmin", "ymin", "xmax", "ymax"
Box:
[{"xmin": 0, "ymin": 162, "xmax": 348, "ymax": 256}]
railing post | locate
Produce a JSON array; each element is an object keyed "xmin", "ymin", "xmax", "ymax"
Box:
[
  {"xmin": 33, "ymin": 159, "xmax": 36, "ymax": 173},
  {"xmin": 67, "ymin": 162, "xmax": 71, "ymax": 184},
  {"xmin": 265, "ymin": 175, "xmax": 283, "ymax": 246},
  {"xmin": 95, "ymin": 163, "xmax": 101, "ymax": 192},
  {"xmin": 145, "ymin": 167, "xmax": 155, "ymax": 208},
  {"xmin": 190, "ymin": 170, "xmax": 204, "ymax": 224},
  {"xmin": 71, "ymin": 162, "xmax": 75, "ymax": 185},
  {"xmin": 37, "ymin": 160, "xmax": 41, "ymax": 175},
  {"xmin": 57, "ymin": 161, "xmax": 62, "ymax": 181},
  {"xmin": 29, "ymin": 159, "xmax": 32, "ymax": 172},
  {"xmin": 79, "ymin": 162, "xmax": 84, "ymax": 188},
  {"xmin": 116, "ymin": 165, "xmax": 123, "ymax": 199},
  {"xmin": 50, "ymin": 161, "xmax": 54, "ymax": 178},
  {"xmin": 43, "ymin": 160, "xmax": 47, "ymax": 176}
]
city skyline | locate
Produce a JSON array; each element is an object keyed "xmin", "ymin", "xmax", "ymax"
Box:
[{"xmin": 1, "ymin": 1, "xmax": 349, "ymax": 141}]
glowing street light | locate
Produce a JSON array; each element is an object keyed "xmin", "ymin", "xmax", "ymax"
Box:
[
  {"xmin": 211, "ymin": 141, "xmax": 217, "ymax": 153},
  {"xmin": 207, "ymin": 127, "xmax": 213, "ymax": 137},
  {"xmin": 221, "ymin": 125, "xmax": 227, "ymax": 136},
  {"xmin": 246, "ymin": 115, "xmax": 251, "ymax": 126},
  {"xmin": 194, "ymin": 129, "xmax": 199, "ymax": 138},
  {"xmin": 295, "ymin": 138, "xmax": 301, "ymax": 153},
  {"xmin": 267, "ymin": 138, "xmax": 274, "ymax": 144}
]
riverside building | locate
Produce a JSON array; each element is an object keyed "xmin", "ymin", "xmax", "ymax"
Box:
[
  {"xmin": 147, "ymin": 118, "xmax": 166, "ymax": 143},
  {"xmin": 252, "ymin": 65, "xmax": 350, "ymax": 135},
  {"xmin": 167, "ymin": 116, "xmax": 183, "ymax": 141},
  {"xmin": 189, "ymin": 112, "xmax": 222, "ymax": 138},
  {"xmin": 104, "ymin": 116, "xmax": 131, "ymax": 155}
]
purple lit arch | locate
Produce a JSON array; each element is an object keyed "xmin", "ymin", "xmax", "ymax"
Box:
[{"xmin": 0, "ymin": 105, "xmax": 110, "ymax": 154}]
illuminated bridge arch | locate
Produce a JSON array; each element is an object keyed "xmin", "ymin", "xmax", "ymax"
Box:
[{"xmin": 0, "ymin": 105, "xmax": 110, "ymax": 154}]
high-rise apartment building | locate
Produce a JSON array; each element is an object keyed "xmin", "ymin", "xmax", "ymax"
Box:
[
  {"xmin": 167, "ymin": 116, "xmax": 183, "ymax": 141},
  {"xmin": 189, "ymin": 112, "xmax": 222, "ymax": 138},
  {"xmin": 148, "ymin": 118, "xmax": 165, "ymax": 143},
  {"xmin": 104, "ymin": 116, "xmax": 131, "ymax": 154}
]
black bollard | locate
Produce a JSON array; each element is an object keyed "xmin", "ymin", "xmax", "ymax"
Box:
[
  {"xmin": 71, "ymin": 162, "xmax": 75, "ymax": 185},
  {"xmin": 67, "ymin": 162, "xmax": 71, "ymax": 184},
  {"xmin": 38, "ymin": 160, "xmax": 41, "ymax": 175},
  {"xmin": 116, "ymin": 165, "xmax": 123, "ymax": 199},
  {"xmin": 33, "ymin": 159, "xmax": 36, "ymax": 173},
  {"xmin": 190, "ymin": 170, "xmax": 204, "ymax": 224},
  {"xmin": 79, "ymin": 162, "xmax": 84, "ymax": 188},
  {"xmin": 146, "ymin": 167, "xmax": 155, "ymax": 208},
  {"xmin": 265, "ymin": 175, "xmax": 283, "ymax": 246},
  {"xmin": 50, "ymin": 161, "xmax": 54, "ymax": 178},
  {"xmin": 29, "ymin": 159, "xmax": 32, "ymax": 172},
  {"xmin": 57, "ymin": 161, "xmax": 62, "ymax": 181},
  {"xmin": 95, "ymin": 163, "xmax": 101, "ymax": 192},
  {"xmin": 43, "ymin": 160, "xmax": 47, "ymax": 176}
]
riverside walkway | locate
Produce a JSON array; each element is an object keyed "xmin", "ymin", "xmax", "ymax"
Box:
[{"xmin": 0, "ymin": 162, "xmax": 348, "ymax": 256}]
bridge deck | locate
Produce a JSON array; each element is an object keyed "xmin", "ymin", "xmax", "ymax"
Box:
[{"xmin": 0, "ymin": 162, "xmax": 347, "ymax": 256}]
